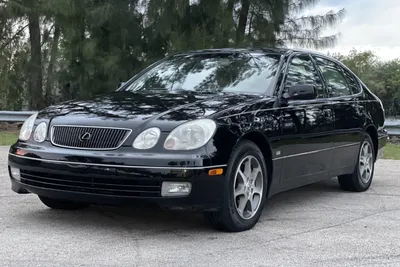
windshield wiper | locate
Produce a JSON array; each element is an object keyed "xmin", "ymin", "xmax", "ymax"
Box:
[{"xmin": 172, "ymin": 88, "xmax": 218, "ymax": 95}]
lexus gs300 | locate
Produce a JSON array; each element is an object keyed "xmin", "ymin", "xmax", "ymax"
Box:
[{"xmin": 8, "ymin": 48, "xmax": 388, "ymax": 232}]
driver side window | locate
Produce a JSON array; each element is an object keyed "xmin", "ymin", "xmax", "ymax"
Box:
[{"xmin": 284, "ymin": 55, "xmax": 325, "ymax": 98}]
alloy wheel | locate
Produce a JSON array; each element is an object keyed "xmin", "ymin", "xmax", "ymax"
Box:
[
  {"xmin": 359, "ymin": 141, "xmax": 374, "ymax": 184},
  {"xmin": 233, "ymin": 155, "xmax": 264, "ymax": 220}
]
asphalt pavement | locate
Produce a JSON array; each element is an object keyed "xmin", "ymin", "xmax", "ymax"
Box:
[{"xmin": 1, "ymin": 146, "xmax": 400, "ymax": 267}]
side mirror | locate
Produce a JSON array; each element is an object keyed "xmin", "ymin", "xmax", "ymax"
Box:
[
  {"xmin": 286, "ymin": 84, "xmax": 317, "ymax": 100},
  {"xmin": 118, "ymin": 81, "xmax": 126, "ymax": 88}
]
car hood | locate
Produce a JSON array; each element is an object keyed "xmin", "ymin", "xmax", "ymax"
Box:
[{"xmin": 38, "ymin": 91, "xmax": 269, "ymax": 131}]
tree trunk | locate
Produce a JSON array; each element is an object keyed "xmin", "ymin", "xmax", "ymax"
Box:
[
  {"xmin": 248, "ymin": 9, "xmax": 254, "ymax": 35},
  {"xmin": 221, "ymin": 0, "xmax": 235, "ymax": 46},
  {"xmin": 236, "ymin": 0, "xmax": 250, "ymax": 45},
  {"xmin": 227, "ymin": 0, "xmax": 234, "ymax": 11},
  {"xmin": 45, "ymin": 23, "xmax": 60, "ymax": 106},
  {"xmin": 28, "ymin": 8, "xmax": 44, "ymax": 110},
  {"xmin": 77, "ymin": 11, "xmax": 86, "ymax": 99}
]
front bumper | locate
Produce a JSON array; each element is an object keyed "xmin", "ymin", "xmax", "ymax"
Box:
[{"xmin": 7, "ymin": 144, "xmax": 227, "ymax": 211}]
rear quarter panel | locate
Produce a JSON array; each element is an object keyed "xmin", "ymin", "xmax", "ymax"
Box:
[
  {"xmin": 362, "ymin": 84, "xmax": 385, "ymax": 130},
  {"xmin": 360, "ymin": 84, "xmax": 387, "ymax": 156}
]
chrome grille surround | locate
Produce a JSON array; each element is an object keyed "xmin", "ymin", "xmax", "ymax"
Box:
[{"xmin": 50, "ymin": 125, "xmax": 132, "ymax": 150}]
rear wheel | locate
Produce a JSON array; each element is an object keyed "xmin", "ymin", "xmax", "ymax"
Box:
[
  {"xmin": 204, "ymin": 140, "xmax": 268, "ymax": 232},
  {"xmin": 39, "ymin": 196, "xmax": 89, "ymax": 210},
  {"xmin": 338, "ymin": 134, "xmax": 375, "ymax": 192}
]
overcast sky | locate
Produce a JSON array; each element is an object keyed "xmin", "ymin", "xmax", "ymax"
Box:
[{"xmin": 305, "ymin": 0, "xmax": 400, "ymax": 60}]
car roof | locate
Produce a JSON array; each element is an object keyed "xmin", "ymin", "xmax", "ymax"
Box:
[{"xmin": 173, "ymin": 47, "xmax": 330, "ymax": 57}]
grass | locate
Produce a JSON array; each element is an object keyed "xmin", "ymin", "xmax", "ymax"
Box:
[
  {"xmin": 382, "ymin": 143, "xmax": 400, "ymax": 160},
  {"xmin": 0, "ymin": 130, "xmax": 399, "ymax": 160},
  {"xmin": 0, "ymin": 132, "xmax": 18, "ymax": 146}
]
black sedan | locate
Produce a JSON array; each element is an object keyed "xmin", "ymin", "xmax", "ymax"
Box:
[{"xmin": 7, "ymin": 48, "xmax": 388, "ymax": 232}]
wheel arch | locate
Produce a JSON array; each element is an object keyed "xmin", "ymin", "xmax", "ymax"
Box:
[
  {"xmin": 237, "ymin": 131, "xmax": 273, "ymax": 195},
  {"xmin": 365, "ymin": 124, "xmax": 378, "ymax": 161}
]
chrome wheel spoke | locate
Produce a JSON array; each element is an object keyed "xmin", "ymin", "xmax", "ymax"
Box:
[
  {"xmin": 368, "ymin": 155, "xmax": 373, "ymax": 165},
  {"xmin": 250, "ymin": 195, "xmax": 261, "ymax": 213},
  {"xmin": 234, "ymin": 184, "xmax": 246, "ymax": 198},
  {"xmin": 363, "ymin": 145, "xmax": 369, "ymax": 156},
  {"xmin": 237, "ymin": 170, "xmax": 247, "ymax": 183},
  {"xmin": 250, "ymin": 196, "xmax": 258, "ymax": 213},
  {"xmin": 252, "ymin": 186, "xmax": 262, "ymax": 196},
  {"xmin": 244, "ymin": 158, "xmax": 252, "ymax": 177},
  {"xmin": 366, "ymin": 166, "xmax": 371, "ymax": 174},
  {"xmin": 361, "ymin": 169, "xmax": 366, "ymax": 180},
  {"xmin": 251, "ymin": 167, "xmax": 261, "ymax": 180},
  {"xmin": 237, "ymin": 196, "xmax": 248, "ymax": 216}
]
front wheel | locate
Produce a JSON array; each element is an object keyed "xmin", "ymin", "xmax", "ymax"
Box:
[
  {"xmin": 39, "ymin": 196, "xmax": 89, "ymax": 210},
  {"xmin": 204, "ymin": 140, "xmax": 268, "ymax": 232},
  {"xmin": 338, "ymin": 133, "xmax": 375, "ymax": 192}
]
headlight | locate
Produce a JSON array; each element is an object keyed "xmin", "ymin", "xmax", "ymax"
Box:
[
  {"xmin": 133, "ymin": 127, "xmax": 161, "ymax": 149},
  {"xmin": 164, "ymin": 119, "xmax": 216, "ymax": 150},
  {"xmin": 19, "ymin": 113, "xmax": 38, "ymax": 141},
  {"xmin": 33, "ymin": 122, "xmax": 48, "ymax": 143}
]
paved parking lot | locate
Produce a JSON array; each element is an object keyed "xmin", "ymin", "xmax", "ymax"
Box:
[{"xmin": 1, "ymin": 146, "xmax": 400, "ymax": 267}]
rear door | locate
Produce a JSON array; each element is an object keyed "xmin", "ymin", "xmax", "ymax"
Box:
[
  {"xmin": 278, "ymin": 53, "xmax": 336, "ymax": 188},
  {"xmin": 312, "ymin": 56, "xmax": 364, "ymax": 174}
]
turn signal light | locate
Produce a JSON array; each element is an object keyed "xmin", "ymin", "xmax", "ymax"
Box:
[
  {"xmin": 208, "ymin": 168, "xmax": 223, "ymax": 176},
  {"xmin": 16, "ymin": 149, "xmax": 25, "ymax": 156}
]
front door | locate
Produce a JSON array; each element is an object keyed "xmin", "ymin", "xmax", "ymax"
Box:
[{"xmin": 277, "ymin": 53, "xmax": 336, "ymax": 189}]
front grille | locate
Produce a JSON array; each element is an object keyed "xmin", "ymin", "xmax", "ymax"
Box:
[
  {"xmin": 20, "ymin": 170, "xmax": 162, "ymax": 197},
  {"xmin": 51, "ymin": 125, "xmax": 131, "ymax": 150}
]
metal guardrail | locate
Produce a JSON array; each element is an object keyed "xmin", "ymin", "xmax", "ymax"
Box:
[
  {"xmin": 1, "ymin": 111, "xmax": 400, "ymax": 136},
  {"xmin": 384, "ymin": 119, "xmax": 400, "ymax": 136},
  {"xmin": 0, "ymin": 111, "xmax": 36, "ymax": 122}
]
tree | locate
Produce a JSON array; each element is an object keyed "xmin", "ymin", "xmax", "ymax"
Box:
[
  {"xmin": 25, "ymin": 0, "xmax": 44, "ymax": 110},
  {"xmin": 0, "ymin": 0, "xmax": 348, "ymax": 111},
  {"xmin": 278, "ymin": 0, "xmax": 346, "ymax": 48},
  {"xmin": 334, "ymin": 49, "xmax": 400, "ymax": 117},
  {"xmin": 44, "ymin": 21, "xmax": 60, "ymax": 106},
  {"xmin": 370, "ymin": 60, "xmax": 400, "ymax": 116},
  {"xmin": 334, "ymin": 48, "xmax": 377, "ymax": 79}
]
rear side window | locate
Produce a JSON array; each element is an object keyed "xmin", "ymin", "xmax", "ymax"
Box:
[
  {"xmin": 314, "ymin": 57, "xmax": 352, "ymax": 97},
  {"xmin": 341, "ymin": 68, "xmax": 362, "ymax": 94}
]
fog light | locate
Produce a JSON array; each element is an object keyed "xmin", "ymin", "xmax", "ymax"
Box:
[
  {"xmin": 10, "ymin": 167, "xmax": 21, "ymax": 181},
  {"xmin": 161, "ymin": 182, "xmax": 192, "ymax": 197}
]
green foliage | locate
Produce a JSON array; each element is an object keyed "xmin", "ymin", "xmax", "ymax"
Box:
[
  {"xmin": 0, "ymin": 131, "xmax": 18, "ymax": 145},
  {"xmin": 0, "ymin": 0, "xmax": 346, "ymax": 110},
  {"xmin": 334, "ymin": 49, "xmax": 377, "ymax": 79},
  {"xmin": 279, "ymin": 1, "xmax": 346, "ymax": 48},
  {"xmin": 334, "ymin": 49, "xmax": 400, "ymax": 117},
  {"xmin": 383, "ymin": 143, "xmax": 400, "ymax": 160}
]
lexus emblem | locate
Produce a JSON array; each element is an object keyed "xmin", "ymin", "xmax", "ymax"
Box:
[{"xmin": 79, "ymin": 132, "xmax": 92, "ymax": 142}]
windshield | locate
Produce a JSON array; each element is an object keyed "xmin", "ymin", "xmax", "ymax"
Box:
[{"xmin": 121, "ymin": 52, "xmax": 281, "ymax": 95}]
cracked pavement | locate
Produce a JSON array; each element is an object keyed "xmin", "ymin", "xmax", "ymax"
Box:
[{"xmin": 1, "ymin": 146, "xmax": 400, "ymax": 266}]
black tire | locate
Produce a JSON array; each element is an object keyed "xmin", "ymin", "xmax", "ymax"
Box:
[
  {"xmin": 39, "ymin": 196, "xmax": 89, "ymax": 210},
  {"xmin": 338, "ymin": 133, "xmax": 375, "ymax": 192},
  {"xmin": 204, "ymin": 140, "xmax": 268, "ymax": 232}
]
